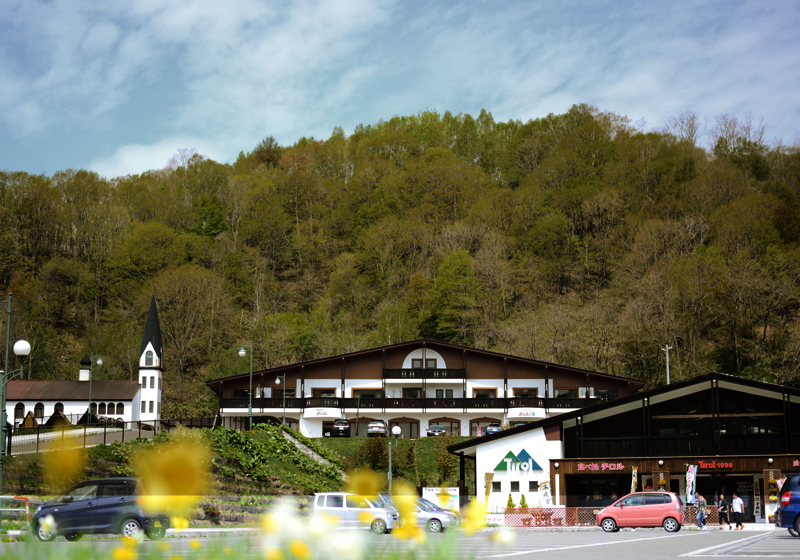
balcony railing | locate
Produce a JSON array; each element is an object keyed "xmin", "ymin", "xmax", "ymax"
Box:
[
  {"xmin": 220, "ymin": 396, "xmax": 604, "ymax": 411},
  {"xmin": 383, "ymin": 368, "xmax": 466, "ymax": 380}
]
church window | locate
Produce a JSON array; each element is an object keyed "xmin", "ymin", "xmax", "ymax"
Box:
[
  {"xmin": 150, "ymin": 376, "xmax": 155, "ymax": 388},
  {"xmin": 34, "ymin": 403, "xmax": 44, "ymax": 418},
  {"xmin": 149, "ymin": 401, "xmax": 154, "ymax": 413},
  {"xmin": 99, "ymin": 403, "xmax": 106, "ymax": 415},
  {"xmin": 14, "ymin": 403, "xmax": 24, "ymax": 419},
  {"xmin": 116, "ymin": 403, "xmax": 124, "ymax": 415},
  {"xmin": 54, "ymin": 402, "xmax": 64, "ymax": 413},
  {"xmin": 146, "ymin": 351, "xmax": 153, "ymax": 366}
]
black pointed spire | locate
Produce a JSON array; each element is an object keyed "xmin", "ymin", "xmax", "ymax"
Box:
[{"xmin": 140, "ymin": 295, "xmax": 163, "ymax": 365}]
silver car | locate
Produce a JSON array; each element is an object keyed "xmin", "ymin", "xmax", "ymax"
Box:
[
  {"xmin": 413, "ymin": 498, "xmax": 459, "ymax": 532},
  {"xmin": 367, "ymin": 420, "xmax": 387, "ymax": 437},
  {"xmin": 311, "ymin": 492, "xmax": 399, "ymax": 534}
]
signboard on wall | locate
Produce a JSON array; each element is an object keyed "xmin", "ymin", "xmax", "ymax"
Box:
[
  {"xmin": 302, "ymin": 407, "xmax": 341, "ymax": 418},
  {"xmin": 422, "ymin": 487, "xmax": 460, "ymax": 512}
]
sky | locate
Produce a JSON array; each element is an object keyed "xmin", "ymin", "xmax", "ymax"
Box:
[{"xmin": 1, "ymin": 0, "xmax": 799, "ymax": 178}]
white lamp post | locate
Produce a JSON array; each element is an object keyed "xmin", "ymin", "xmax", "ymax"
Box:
[
  {"xmin": 388, "ymin": 425, "xmax": 402, "ymax": 494},
  {"xmin": 238, "ymin": 343, "xmax": 254, "ymax": 429},
  {"xmin": 275, "ymin": 374, "xmax": 287, "ymax": 426},
  {"xmin": 0, "ymin": 339, "xmax": 30, "ymax": 526}
]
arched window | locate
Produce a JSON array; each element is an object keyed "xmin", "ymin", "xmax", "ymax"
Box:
[
  {"xmin": 14, "ymin": 403, "xmax": 24, "ymax": 419},
  {"xmin": 98, "ymin": 403, "xmax": 106, "ymax": 415},
  {"xmin": 54, "ymin": 402, "xmax": 64, "ymax": 413},
  {"xmin": 90, "ymin": 402, "xmax": 97, "ymax": 415},
  {"xmin": 34, "ymin": 403, "xmax": 44, "ymax": 418},
  {"xmin": 116, "ymin": 403, "xmax": 124, "ymax": 415},
  {"xmin": 145, "ymin": 351, "xmax": 153, "ymax": 366}
]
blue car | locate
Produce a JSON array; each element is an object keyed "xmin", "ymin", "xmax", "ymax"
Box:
[
  {"xmin": 485, "ymin": 423, "xmax": 503, "ymax": 435},
  {"xmin": 32, "ymin": 477, "xmax": 169, "ymax": 541},
  {"xmin": 776, "ymin": 473, "xmax": 800, "ymax": 537}
]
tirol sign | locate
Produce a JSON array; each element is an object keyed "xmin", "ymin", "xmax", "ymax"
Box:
[{"xmin": 494, "ymin": 449, "xmax": 543, "ymax": 474}]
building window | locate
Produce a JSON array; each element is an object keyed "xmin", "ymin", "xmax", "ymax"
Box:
[
  {"xmin": 412, "ymin": 358, "xmax": 423, "ymax": 369},
  {"xmin": 54, "ymin": 402, "xmax": 64, "ymax": 413},
  {"xmin": 492, "ymin": 481, "xmax": 501, "ymax": 493},
  {"xmin": 402, "ymin": 387, "xmax": 422, "ymax": 399},
  {"xmin": 274, "ymin": 388, "xmax": 295, "ymax": 399},
  {"xmin": 90, "ymin": 403, "xmax": 97, "ymax": 415},
  {"xmin": 149, "ymin": 401, "xmax": 154, "ymax": 413},
  {"xmin": 145, "ymin": 351, "xmax": 153, "ymax": 366},
  {"xmin": 473, "ymin": 388, "xmax": 497, "ymax": 399},
  {"xmin": 141, "ymin": 377, "xmax": 146, "ymax": 388},
  {"xmin": 14, "ymin": 403, "xmax": 24, "ymax": 419},
  {"xmin": 595, "ymin": 389, "xmax": 618, "ymax": 401},
  {"xmin": 510, "ymin": 481, "xmax": 520, "ymax": 493},
  {"xmin": 116, "ymin": 403, "xmax": 124, "ymax": 415},
  {"xmin": 425, "ymin": 358, "xmax": 436, "ymax": 369},
  {"xmin": 435, "ymin": 389, "xmax": 455, "ymax": 399},
  {"xmin": 312, "ymin": 388, "xmax": 336, "ymax": 398},
  {"xmin": 470, "ymin": 418, "xmax": 501, "ymax": 436},
  {"xmin": 34, "ymin": 403, "xmax": 44, "ymax": 418},
  {"xmin": 99, "ymin": 403, "xmax": 106, "ymax": 415},
  {"xmin": 233, "ymin": 389, "xmax": 251, "ymax": 398},
  {"xmin": 352, "ymin": 389, "xmax": 383, "ymax": 399},
  {"xmin": 141, "ymin": 401, "xmax": 146, "ymax": 413},
  {"xmin": 529, "ymin": 481, "xmax": 539, "ymax": 492},
  {"xmin": 555, "ymin": 389, "xmax": 577, "ymax": 399},
  {"xmin": 389, "ymin": 420, "xmax": 419, "ymax": 439},
  {"xmin": 158, "ymin": 377, "xmax": 161, "ymax": 390},
  {"xmin": 514, "ymin": 388, "xmax": 538, "ymax": 397},
  {"xmin": 150, "ymin": 376, "xmax": 155, "ymax": 389}
]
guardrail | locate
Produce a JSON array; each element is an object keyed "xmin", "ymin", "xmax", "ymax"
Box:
[{"xmin": 0, "ymin": 496, "xmax": 30, "ymax": 522}]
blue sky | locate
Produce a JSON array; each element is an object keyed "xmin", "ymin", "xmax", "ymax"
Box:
[{"xmin": 1, "ymin": 0, "xmax": 798, "ymax": 178}]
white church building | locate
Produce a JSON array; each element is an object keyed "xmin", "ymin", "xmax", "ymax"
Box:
[{"xmin": 5, "ymin": 296, "xmax": 163, "ymax": 427}]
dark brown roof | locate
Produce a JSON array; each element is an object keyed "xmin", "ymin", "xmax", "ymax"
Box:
[{"xmin": 6, "ymin": 380, "xmax": 140, "ymax": 401}]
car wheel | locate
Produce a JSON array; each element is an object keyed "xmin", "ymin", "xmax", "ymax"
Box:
[
  {"xmin": 428, "ymin": 519, "xmax": 442, "ymax": 533},
  {"xmin": 788, "ymin": 527, "xmax": 799, "ymax": 537},
  {"xmin": 36, "ymin": 521, "xmax": 56, "ymax": 542},
  {"xmin": 64, "ymin": 532, "xmax": 82, "ymax": 541},
  {"xmin": 371, "ymin": 519, "xmax": 387, "ymax": 534},
  {"xmin": 792, "ymin": 518, "xmax": 800, "ymax": 538},
  {"xmin": 663, "ymin": 517, "xmax": 680, "ymax": 533},
  {"xmin": 146, "ymin": 527, "xmax": 166, "ymax": 540},
  {"xmin": 121, "ymin": 518, "xmax": 143, "ymax": 538},
  {"xmin": 601, "ymin": 518, "xmax": 617, "ymax": 533}
]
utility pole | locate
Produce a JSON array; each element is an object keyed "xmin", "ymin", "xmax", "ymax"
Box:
[{"xmin": 662, "ymin": 344, "xmax": 673, "ymax": 385}]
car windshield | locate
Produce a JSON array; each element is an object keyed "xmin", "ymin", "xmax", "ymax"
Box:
[
  {"xmin": 418, "ymin": 498, "xmax": 441, "ymax": 511},
  {"xmin": 334, "ymin": 420, "xmax": 348, "ymax": 425},
  {"xmin": 430, "ymin": 425, "xmax": 443, "ymax": 430}
]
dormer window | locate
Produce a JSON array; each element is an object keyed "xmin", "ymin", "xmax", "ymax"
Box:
[{"xmin": 145, "ymin": 351, "xmax": 153, "ymax": 366}]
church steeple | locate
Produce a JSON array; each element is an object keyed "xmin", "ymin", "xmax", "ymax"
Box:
[{"xmin": 140, "ymin": 295, "xmax": 163, "ymax": 369}]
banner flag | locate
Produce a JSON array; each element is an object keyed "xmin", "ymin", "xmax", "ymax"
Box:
[
  {"xmin": 484, "ymin": 472, "xmax": 494, "ymax": 503},
  {"xmin": 686, "ymin": 465, "xmax": 697, "ymax": 504},
  {"xmin": 540, "ymin": 481, "xmax": 553, "ymax": 506},
  {"xmin": 630, "ymin": 466, "xmax": 639, "ymax": 493}
]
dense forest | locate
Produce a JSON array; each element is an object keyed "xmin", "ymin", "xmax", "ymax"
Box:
[{"xmin": 2, "ymin": 104, "xmax": 799, "ymax": 418}]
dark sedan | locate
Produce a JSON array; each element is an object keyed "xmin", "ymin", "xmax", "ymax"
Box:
[{"xmin": 33, "ymin": 477, "xmax": 169, "ymax": 541}]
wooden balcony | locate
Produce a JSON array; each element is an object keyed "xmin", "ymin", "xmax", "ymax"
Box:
[{"xmin": 382, "ymin": 368, "xmax": 466, "ymax": 380}]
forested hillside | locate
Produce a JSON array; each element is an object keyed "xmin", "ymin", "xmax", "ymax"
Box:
[{"xmin": 2, "ymin": 104, "xmax": 799, "ymax": 417}]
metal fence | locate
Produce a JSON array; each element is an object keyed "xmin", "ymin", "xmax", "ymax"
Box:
[{"xmin": 504, "ymin": 507, "xmax": 598, "ymax": 527}]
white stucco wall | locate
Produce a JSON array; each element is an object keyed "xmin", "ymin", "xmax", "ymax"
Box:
[
  {"xmin": 6, "ymin": 399, "xmax": 137, "ymax": 424},
  {"xmin": 474, "ymin": 427, "xmax": 563, "ymax": 511}
]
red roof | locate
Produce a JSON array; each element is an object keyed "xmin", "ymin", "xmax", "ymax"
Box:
[{"xmin": 6, "ymin": 380, "xmax": 140, "ymax": 401}]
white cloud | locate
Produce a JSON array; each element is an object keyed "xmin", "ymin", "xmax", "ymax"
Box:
[{"xmin": 88, "ymin": 136, "xmax": 225, "ymax": 178}]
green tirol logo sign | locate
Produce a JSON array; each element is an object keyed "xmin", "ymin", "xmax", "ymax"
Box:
[{"xmin": 494, "ymin": 449, "xmax": 543, "ymax": 473}]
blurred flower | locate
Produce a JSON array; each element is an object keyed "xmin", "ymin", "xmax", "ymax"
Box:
[
  {"xmin": 38, "ymin": 514, "xmax": 57, "ymax": 535},
  {"xmin": 42, "ymin": 448, "xmax": 86, "ymax": 491},
  {"xmin": 223, "ymin": 547, "xmax": 233, "ymax": 556},
  {"xmin": 261, "ymin": 512, "xmax": 280, "ymax": 534},
  {"xmin": 391, "ymin": 481, "xmax": 425, "ymax": 544},
  {"xmin": 133, "ymin": 438, "xmax": 210, "ymax": 517},
  {"xmin": 112, "ymin": 547, "xmax": 138, "ymax": 560},
  {"xmin": 357, "ymin": 511, "xmax": 373, "ymax": 524},
  {"xmin": 265, "ymin": 548, "xmax": 283, "ymax": 560},
  {"xmin": 171, "ymin": 517, "xmax": 190, "ymax": 533},
  {"xmin": 189, "ymin": 540, "xmax": 202, "ymax": 551},
  {"xmin": 462, "ymin": 500, "xmax": 486, "ymax": 535},
  {"xmin": 491, "ymin": 527, "xmax": 515, "ymax": 545},
  {"xmin": 158, "ymin": 542, "xmax": 172, "ymax": 552},
  {"xmin": 308, "ymin": 512, "xmax": 336, "ymax": 541},
  {"xmin": 288, "ymin": 540, "xmax": 311, "ymax": 559},
  {"xmin": 121, "ymin": 533, "xmax": 144, "ymax": 547},
  {"xmin": 346, "ymin": 469, "xmax": 382, "ymax": 497},
  {"xmin": 329, "ymin": 531, "xmax": 365, "ymax": 560}
]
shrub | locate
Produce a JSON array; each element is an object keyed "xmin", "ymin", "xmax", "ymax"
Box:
[{"xmin": 506, "ymin": 493, "xmax": 515, "ymax": 509}]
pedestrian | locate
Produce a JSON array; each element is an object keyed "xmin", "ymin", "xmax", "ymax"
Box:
[
  {"xmin": 732, "ymin": 493, "xmax": 744, "ymax": 530},
  {"xmin": 718, "ymin": 494, "xmax": 732, "ymax": 530},
  {"xmin": 695, "ymin": 493, "xmax": 708, "ymax": 530}
]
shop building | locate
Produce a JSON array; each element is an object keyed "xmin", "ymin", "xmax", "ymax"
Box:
[
  {"xmin": 206, "ymin": 340, "xmax": 643, "ymax": 438},
  {"xmin": 448, "ymin": 371, "xmax": 800, "ymax": 522}
]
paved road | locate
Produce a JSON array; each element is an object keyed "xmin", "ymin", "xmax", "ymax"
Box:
[{"xmin": 2, "ymin": 528, "xmax": 797, "ymax": 559}]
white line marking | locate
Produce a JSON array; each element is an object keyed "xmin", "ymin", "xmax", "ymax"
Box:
[
  {"xmin": 480, "ymin": 533, "xmax": 705, "ymax": 558},
  {"xmin": 678, "ymin": 532, "xmax": 771, "ymax": 556}
]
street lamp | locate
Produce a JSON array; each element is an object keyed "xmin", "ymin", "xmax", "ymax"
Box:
[
  {"xmin": 238, "ymin": 342, "xmax": 254, "ymax": 429},
  {"xmin": 1, "ymin": 293, "xmax": 12, "ymax": 456},
  {"xmin": 87, "ymin": 354, "xmax": 103, "ymax": 423},
  {"xmin": 662, "ymin": 344, "xmax": 673, "ymax": 385},
  {"xmin": 388, "ymin": 425, "xmax": 402, "ymax": 494},
  {"xmin": 275, "ymin": 374, "xmax": 286, "ymax": 426},
  {"xmin": 0, "ymin": 338, "xmax": 30, "ymax": 526}
]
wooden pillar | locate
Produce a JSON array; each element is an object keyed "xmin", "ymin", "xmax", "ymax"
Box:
[{"xmin": 459, "ymin": 453, "xmax": 466, "ymax": 484}]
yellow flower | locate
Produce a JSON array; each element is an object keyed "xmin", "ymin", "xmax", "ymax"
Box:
[
  {"xmin": 189, "ymin": 540, "xmax": 202, "ymax": 551},
  {"xmin": 112, "ymin": 547, "xmax": 138, "ymax": 560},
  {"xmin": 265, "ymin": 548, "xmax": 283, "ymax": 560},
  {"xmin": 166, "ymin": 556, "xmax": 185, "ymax": 560},
  {"xmin": 392, "ymin": 523, "xmax": 426, "ymax": 544},
  {"xmin": 357, "ymin": 511, "xmax": 373, "ymax": 524},
  {"xmin": 158, "ymin": 542, "xmax": 173, "ymax": 552},
  {"xmin": 345, "ymin": 469, "xmax": 383, "ymax": 498},
  {"xmin": 42, "ymin": 448, "xmax": 87, "ymax": 492},
  {"xmin": 223, "ymin": 548, "xmax": 233, "ymax": 556},
  {"xmin": 171, "ymin": 516, "xmax": 190, "ymax": 532},
  {"xmin": 288, "ymin": 540, "xmax": 311, "ymax": 559},
  {"xmin": 462, "ymin": 500, "xmax": 486, "ymax": 535},
  {"xmin": 121, "ymin": 533, "xmax": 144, "ymax": 547},
  {"xmin": 261, "ymin": 512, "xmax": 280, "ymax": 534}
]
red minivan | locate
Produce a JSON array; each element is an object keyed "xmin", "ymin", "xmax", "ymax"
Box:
[{"xmin": 597, "ymin": 492, "xmax": 684, "ymax": 532}]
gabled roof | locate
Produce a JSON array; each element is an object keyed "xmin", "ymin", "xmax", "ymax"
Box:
[
  {"xmin": 140, "ymin": 295, "xmax": 163, "ymax": 365},
  {"xmin": 447, "ymin": 371, "xmax": 800, "ymax": 457},
  {"xmin": 6, "ymin": 380, "xmax": 140, "ymax": 401},
  {"xmin": 206, "ymin": 339, "xmax": 645, "ymax": 390}
]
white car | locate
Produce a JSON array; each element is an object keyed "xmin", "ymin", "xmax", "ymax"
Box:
[
  {"xmin": 311, "ymin": 492, "xmax": 399, "ymax": 534},
  {"xmin": 367, "ymin": 420, "xmax": 387, "ymax": 437}
]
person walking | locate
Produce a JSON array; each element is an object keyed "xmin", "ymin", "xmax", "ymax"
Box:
[
  {"xmin": 694, "ymin": 492, "xmax": 708, "ymax": 530},
  {"xmin": 718, "ymin": 494, "xmax": 732, "ymax": 530},
  {"xmin": 732, "ymin": 493, "xmax": 744, "ymax": 530}
]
